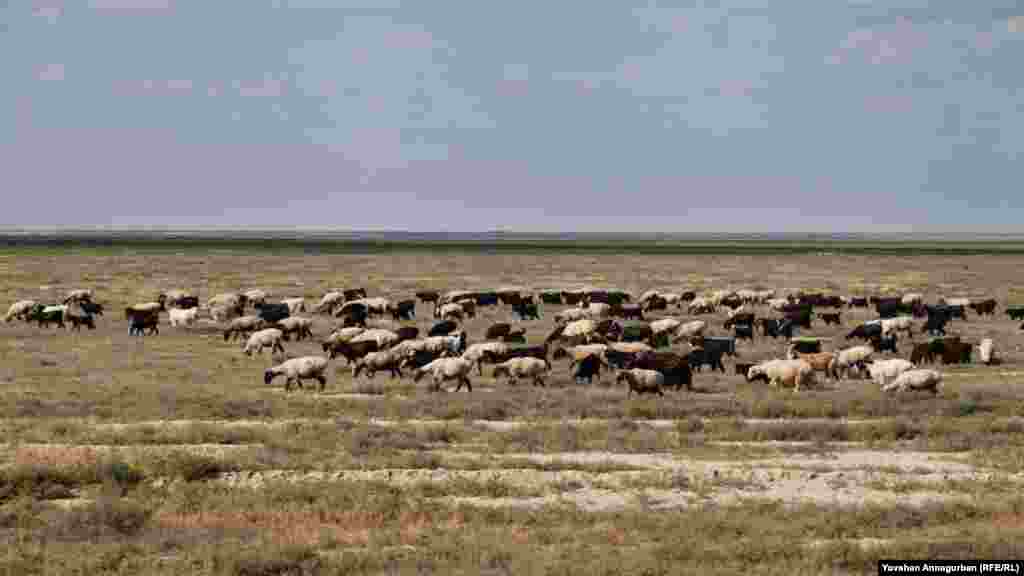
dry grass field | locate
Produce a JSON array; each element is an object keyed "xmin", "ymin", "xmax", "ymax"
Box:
[{"xmin": 3, "ymin": 244, "xmax": 1024, "ymax": 574}]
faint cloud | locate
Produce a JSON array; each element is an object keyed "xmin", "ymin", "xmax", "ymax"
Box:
[
  {"xmin": 496, "ymin": 80, "xmax": 529, "ymax": 98},
  {"xmin": 32, "ymin": 1, "xmax": 64, "ymax": 23},
  {"xmin": 111, "ymin": 79, "xmax": 194, "ymax": 95},
  {"xmin": 864, "ymin": 94, "xmax": 913, "ymax": 113},
  {"xmin": 37, "ymin": 64, "xmax": 64, "ymax": 81},
  {"xmin": 90, "ymin": 0, "xmax": 172, "ymax": 10},
  {"xmin": 238, "ymin": 78, "xmax": 286, "ymax": 98},
  {"xmin": 831, "ymin": 18, "xmax": 928, "ymax": 66},
  {"xmin": 383, "ymin": 29, "xmax": 434, "ymax": 50}
]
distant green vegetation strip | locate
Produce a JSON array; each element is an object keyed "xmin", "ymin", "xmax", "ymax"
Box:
[{"xmin": 3, "ymin": 235, "xmax": 1024, "ymax": 255}]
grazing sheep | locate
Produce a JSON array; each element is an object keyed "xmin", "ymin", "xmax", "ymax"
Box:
[
  {"xmin": 687, "ymin": 297, "xmax": 715, "ymax": 314},
  {"xmin": 242, "ymin": 289, "xmax": 268, "ymax": 308},
  {"xmin": 353, "ymin": 350, "xmax": 404, "ymax": 379},
  {"xmin": 255, "ymin": 301, "xmax": 290, "ymax": 324},
  {"xmin": 881, "ymin": 316, "xmax": 914, "ymax": 337},
  {"xmin": 485, "ymin": 323, "xmax": 512, "ymax": 340},
  {"xmin": 223, "ymin": 315, "xmax": 264, "ymax": 342},
  {"xmin": 243, "ymin": 328, "xmax": 286, "ymax": 357},
  {"xmin": 128, "ymin": 310, "xmax": 159, "ymax": 336},
  {"xmin": 282, "ymin": 297, "xmax": 306, "ymax": 315},
  {"xmin": 649, "ymin": 318, "xmax": 682, "ymax": 340},
  {"xmin": 209, "ymin": 292, "xmax": 247, "ymax": 311},
  {"xmin": 941, "ymin": 297, "xmax": 971, "ymax": 308},
  {"xmin": 416, "ymin": 290, "xmax": 441, "ymax": 304},
  {"xmin": 978, "ymin": 338, "xmax": 997, "ymax": 365},
  {"xmin": 617, "ymin": 369, "xmax": 665, "ymax": 396},
  {"xmin": 882, "ymin": 369, "xmax": 942, "ymax": 395},
  {"xmin": 29, "ymin": 304, "xmax": 66, "ymax": 329},
  {"xmin": 390, "ymin": 299, "xmax": 416, "ymax": 321},
  {"xmin": 168, "ymin": 307, "xmax": 199, "ymax": 328},
  {"xmin": 315, "ymin": 292, "xmax": 346, "ymax": 315},
  {"xmin": 747, "ymin": 359, "xmax": 815, "ymax": 392},
  {"xmin": 429, "ymin": 320, "xmax": 458, "ymax": 337},
  {"xmin": 163, "ymin": 290, "xmax": 197, "ymax": 309},
  {"xmin": 437, "ymin": 302, "xmax": 465, "ymax": 321},
  {"xmin": 502, "ymin": 329, "xmax": 526, "ymax": 343},
  {"xmin": 326, "ymin": 339, "xmax": 379, "ymax": 363},
  {"xmin": 573, "ymin": 353, "xmax": 608, "ymax": 385},
  {"xmin": 264, "ymin": 356, "xmax": 329, "ymax": 392},
  {"xmin": 59, "ymin": 303, "xmax": 95, "ymax": 331},
  {"xmin": 554, "ymin": 307, "xmax": 590, "ymax": 324},
  {"xmin": 350, "ymin": 328, "xmax": 400, "ymax": 350},
  {"xmin": 558, "ymin": 319, "xmax": 603, "ymax": 345},
  {"xmin": 789, "ymin": 351, "xmax": 836, "ymax": 380},
  {"xmin": 553, "ymin": 343, "xmax": 608, "ymax": 363},
  {"xmin": 418, "ymin": 332, "xmax": 467, "ymax": 357},
  {"xmin": 586, "ymin": 302, "xmax": 612, "ymax": 319},
  {"xmin": 461, "ymin": 341, "xmax": 509, "ymax": 375},
  {"xmin": 901, "ymin": 293, "xmax": 924, "ymax": 306},
  {"xmin": 322, "ymin": 327, "xmax": 364, "ymax": 349},
  {"xmin": 125, "ymin": 295, "xmax": 166, "ymax": 319},
  {"xmin": 63, "ymin": 289, "xmax": 93, "ymax": 304},
  {"xmin": 4, "ymin": 300, "xmax": 37, "ymax": 322},
  {"xmin": 832, "ymin": 345, "xmax": 875, "ymax": 380},
  {"xmin": 628, "ymin": 351, "xmax": 693, "ymax": 391},
  {"xmin": 276, "ymin": 316, "xmax": 314, "ymax": 341},
  {"xmin": 677, "ymin": 320, "xmax": 707, "ymax": 340},
  {"xmin": 867, "ymin": 359, "xmax": 914, "ymax": 388},
  {"xmin": 413, "ymin": 357, "xmax": 475, "ymax": 392},
  {"xmin": 492, "ymin": 357, "xmax": 551, "ymax": 387}
]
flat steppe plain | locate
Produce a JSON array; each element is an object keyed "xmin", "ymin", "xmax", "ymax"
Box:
[{"xmin": 2, "ymin": 243, "xmax": 1024, "ymax": 575}]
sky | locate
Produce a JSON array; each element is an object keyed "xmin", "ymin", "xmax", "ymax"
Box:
[{"xmin": 2, "ymin": 0, "xmax": 1022, "ymax": 232}]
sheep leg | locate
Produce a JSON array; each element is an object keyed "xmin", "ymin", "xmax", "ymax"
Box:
[{"xmin": 317, "ymin": 375, "xmax": 326, "ymax": 392}]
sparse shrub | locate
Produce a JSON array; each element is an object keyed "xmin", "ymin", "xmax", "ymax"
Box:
[{"xmin": 229, "ymin": 544, "xmax": 322, "ymax": 576}]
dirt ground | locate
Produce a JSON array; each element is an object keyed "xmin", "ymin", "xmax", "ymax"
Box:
[{"xmin": 3, "ymin": 248, "xmax": 1024, "ymax": 574}]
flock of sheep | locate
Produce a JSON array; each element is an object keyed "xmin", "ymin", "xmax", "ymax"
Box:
[{"xmin": 3, "ymin": 285, "xmax": 1015, "ymax": 396}]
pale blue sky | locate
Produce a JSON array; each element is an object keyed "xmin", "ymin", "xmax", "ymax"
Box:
[{"xmin": 3, "ymin": 1, "xmax": 1022, "ymax": 231}]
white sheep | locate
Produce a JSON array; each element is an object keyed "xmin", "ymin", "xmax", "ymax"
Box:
[
  {"xmin": 832, "ymin": 345, "xmax": 875, "ymax": 380},
  {"xmin": 264, "ymin": 356, "xmax": 329, "ymax": 392},
  {"xmin": 64, "ymin": 289, "xmax": 93, "ymax": 304},
  {"xmin": 209, "ymin": 292, "xmax": 244, "ymax": 310},
  {"xmin": 4, "ymin": 300, "xmax": 37, "ymax": 322},
  {"xmin": 559, "ymin": 318, "xmax": 602, "ymax": 344},
  {"xmin": 350, "ymin": 328, "xmax": 400, "ymax": 349},
  {"xmin": 492, "ymin": 357, "xmax": 551, "ymax": 387},
  {"xmin": 747, "ymin": 359, "xmax": 815, "ymax": 392},
  {"xmin": 867, "ymin": 358, "xmax": 914, "ymax": 388},
  {"xmin": 942, "ymin": 297, "xmax": 971, "ymax": 307},
  {"xmin": 767, "ymin": 298, "xmax": 790, "ymax": 311},
  {"xmin": 422, "ymin": 333, "xmax": 467, "ymax": 356},
  {"xmin": 276, "ymin": 316, "xmax": 314, "ymax": 341},
  {"xmin": 353, "ymin": 350, "xmax": 403, "ymax": 379},
  {"xmin": 662, "ymin": 293, "xmax": 684, "ymax": 307},
  {"xmin": 901, "ymin": 293, "xmax": 923, "ymax": 306},
  {"xmin": 585, "ymin": 302, "xmax": 612, "ymax": 319},
  {"xmin": 554, "ymin": 307, "xmax": 591, "ymax": 324},
  {"xmin": 282, "ymin": 297, "xmax": 306, "ymax": 315},
  {"xmin": 357, "ymin": 297, "xmax": 391, "ymax": 316},
  {"xmin": 243, "ymin": 289, "xmax": 269, "ymax": 307},
  {"xmin": 687, "ymin": 297, "xmax": 715, "ymax": 314},
  {"xmin": 978, "ymin": 338, "xmax": 997, "ymax": 365},
  {"xmin": 676, "ymin": 320, "xmax": 707, "ymax": 340},
  {"xmin": 556, "ymin": 343, "xmax": 608, "ymax": 363},
  {"xmin": 607, "ymin": 341, "xmax": 652, "ymax": 354},
  {"xmin": 168, "ymin": 307, "xmax": 198, "ymax": 327},
  {"xmin": 315, "ymin": 291, "xmax": 345, "ymax": 314},
  {"xmin": 881, "ymin": 316, "xmax": 914, "ymax": 337},
  {"xmin": 412, "ymin": 357, "xmax": 474, "ymax": 392},
  {"xmin": 223, "ymin": 315, "xmax": 265, "ymax": 341},
  {"xmin": 437, "ymin": 302, "xmax": 465, "ymax": 320},
  {"xmin": 461, "ymin": 341, "xmax": 509, "ymax": 375},
  {"xmin": 617, "ymin": 368, "xmax": 665, "ymax": 396},
  {"xmin": 243, "ymin": 328, "xmax": 286, "ymax": 357},
  {"xmin": 882, "ymin": 369, "xmax": 943, "ymax": 395},
  {"xmin": 649, "ymin": 318, "xmax": 681, "ymax": 335}
]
